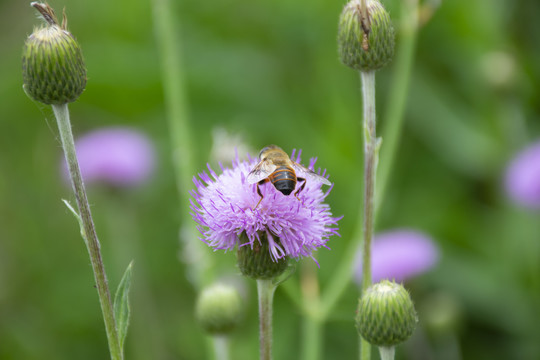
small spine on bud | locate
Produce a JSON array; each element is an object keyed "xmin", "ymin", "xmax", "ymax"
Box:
[
  {"xmin": 22, "ymin": 2, "xmax": 86, "ymax": 105},
  {"xmin": 355, "ymin": 280, "xmax": 417, "ymax": 347},
  {"xmin": 338, "ymin": 0, "xmax": 395, "ymax": 71},
  {"xmin": 195, "ymin": 283, "xmax": 243, "ymax": 335},
  {"xmin": 237, "ymin": 232, "xmax": 289, "ymax": 280}
]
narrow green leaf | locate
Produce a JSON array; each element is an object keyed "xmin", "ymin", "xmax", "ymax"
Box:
[
  {"xmin": 114, "ymin": 261, "xmax": 133, "ymax": 351},
  {"xmin": 62, "ymin": 199, "xmax": 87, "ymax": 243}
]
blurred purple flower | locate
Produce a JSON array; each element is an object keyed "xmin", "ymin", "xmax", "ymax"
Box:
[
  {"xmin": 504, "ymin": 141, "xmax": 540, "ymax": 209},
  {"xmin": 190, "ymin": 150, "xmax": 341, "ymax": 262},
  {"xmin": 64, "ymin": 127, "xmax": 156, "ymax": 187},
  {"xmin": 355, "ymin": 229, "xmax": 439, "ymax": 284}
]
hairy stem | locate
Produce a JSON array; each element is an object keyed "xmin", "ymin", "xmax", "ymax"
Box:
[
  {"xmin": 320, "ymin": 0, "xmax": 419, "ymax": 320},
  {"xmin": 378, "ymin": 346, "xmax": 395, "ymax": 360},
  {"xmin": 360, "ymin": 70, "xmax": 379, "ymax": 360},
  {"xmin": 360, "ymin": 71, "xmax": 377, "ymax": 291},
  {"xmin": 257, "ymin": 279, "xmax": 276, "ymax": 360},
  {"xmin": 52, "ymin": 104, "xmax": 122, "ymax": 360}
]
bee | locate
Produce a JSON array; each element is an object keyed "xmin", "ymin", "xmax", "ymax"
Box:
[{"xmin": 247, "ymin": 145, "xmax": 332, "ymax": 209}]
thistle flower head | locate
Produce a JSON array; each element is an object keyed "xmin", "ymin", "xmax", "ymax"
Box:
[
  {"xmin": 356, "ymin": 280, "xmax": 418, "ymax": 347},
  {"xmin": 190, "ymin": 150, "xmax": 341, "ymax": 264},
  {"xmin": 62, "ymin": 127, "xmax": 156, "ymax": 187},
  {"xmin": 22, "ymin": 2, "xmax": 86, "ymax": 105},
  {"xmin": 504, "ymin": 141, "xmax": 540, "ymax": 209},
  {"xmin": 355, "ymin": 229, "xmax": 439, "ymax": 284},
  {"xmin": 338, "ymin": 0, "xmax": 395, "ymax": 71}
]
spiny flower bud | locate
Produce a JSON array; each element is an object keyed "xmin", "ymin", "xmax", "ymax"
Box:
[
  {"xmin": 338, "ymin": 0, "xmax": 395, "ymax": 71},
  {"xmin": 356, "ymin": 280, "xmax": 417, "ymax": 347},
  {"xmin": 195, "ymin": 283, "xmax": 243, "ymax": 335},
  {"xmin": 237, "ymin": 232, "xmax": 289, "ymax": 280},
  {"xmin": 22, "ymin": 2, "xmax": 86, "ymax": 105}
]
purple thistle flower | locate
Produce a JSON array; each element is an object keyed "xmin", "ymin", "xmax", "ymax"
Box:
[
  {"xmin": 504, "ymin": 141, "xmax": 540, "ymax": 209},
  {"xmin": 63, "ymin": 127, "xmax": 156, "ymax": 187},
  {"xmin": 190, "ymin": 150, "xmax": 341, "ymax": 262},
  {"xmin": 355, "ymin": 229, "xmax": 439, "ymax": 284}
]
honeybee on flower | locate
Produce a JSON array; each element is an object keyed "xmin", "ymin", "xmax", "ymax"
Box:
[{"xmin": 190, "ymin": 147, "xmax": 341, "ymax": 263}]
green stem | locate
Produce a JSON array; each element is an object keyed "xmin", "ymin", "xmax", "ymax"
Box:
[
  {"xmin": 257, "ymin": 279, "xmax": 275, "ymax": 360},
  {"xmin": 300, "ymin": 261, "xmax": 322, "ymax": 360},
  {"xmin": 52, "ymin": 104, "xmax": 122, "ymax": 360},
  {"xmin": 320, "ymin": 0, "xmax": 419, "ymax": 319},
  {"xmin": 359, "ymin": 70, "xmax": 378, "ymax": 360},
  {"xmin": 213, "ymin": 336, "xmax": 230, "ymax": 360},
  {"xmin": 151, "ymin": 0, "xmax": 193, "ymax": 189},
  {"xmin": 301, "ymin": 316, "xmax": 322, "ymax": 360},
  {"xmin": 360, "ymin": 70, "xmax": 377, "ymax": 292},
  {"xmin": 318, "ymin": 71, "xmax": 378, "ymax": 321},
  {"xmin": 151, "ymin": 0, "xmax": 213, "ymax": 288},
  {"xmin": 378, "ymin": 346, "xmax": 395, "ymax": 360}
]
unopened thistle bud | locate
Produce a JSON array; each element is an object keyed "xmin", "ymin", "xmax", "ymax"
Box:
[
  {"xmin": 195, "ymin": 283, "xmax": 243, "ymax": 335},
  {"xmin": 338, "ymin": 0, "xmax": 395, "ymax": 71},
  {"xmin": 237, "ymin": 232, "xmax": 289, "ymax": 280},
  {"xmin": 22, "ymin": 2, "xmax": 86, "ymax": 105},
  {"xmin": 356, "ymin": 280, "xmax": 417, "ymax": 347}
]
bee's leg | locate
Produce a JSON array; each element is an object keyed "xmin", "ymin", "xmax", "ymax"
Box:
[
  {"xmin": 294, "ymin": 177, "xmax": 306, "ymax": 201},
  {"xmin": 253, "ymin": 181, "xmax": 265, "ymax": 209}
]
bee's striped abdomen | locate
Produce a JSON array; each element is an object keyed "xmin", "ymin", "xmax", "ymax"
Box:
[{"xmin": 269, "ymin": 166, "xmax": 297, "ymax": 196}]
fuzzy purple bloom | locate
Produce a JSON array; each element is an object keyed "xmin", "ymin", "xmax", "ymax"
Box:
[
  {"xmin": 190, "ymin": 150, "xmax": 341, "ymax": 262},
  {"xmin": 63, "ymin": 127, "xmax": 156, "ymax": 187},
  {"xmin": 504, "ymin": 141, "xmax": 540, "ymax": 209},
  {"xmin": 355, "ymin": 229, "xmax": 439, "ymax": 284}
]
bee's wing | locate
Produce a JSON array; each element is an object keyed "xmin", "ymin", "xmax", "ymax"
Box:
[
  {"xmin": 292, "ymin": 162, "xmax": 332, "ymax": 186},
  {"xmin": 246, "ymin": 160, "xmax": 277, "ymax": 184}
]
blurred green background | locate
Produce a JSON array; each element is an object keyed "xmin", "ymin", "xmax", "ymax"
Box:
[{"xmin": 1, "ymin": 0, "xmax": 540, "ymax": 359}]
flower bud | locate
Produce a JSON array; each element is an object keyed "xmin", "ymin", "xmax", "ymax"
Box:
[
  {"xmin": 195, "ymin": 283, "xmax": 243, "ymax": 335},
  {"xmin": 356, "ymin": 280, "xmax": 417, "ymax": 347},
  {"xmin": 237, "ymin": 232, "xmax": 289, "ymax": 280},
  {"xmin": 22, "ymin": 2, "xmax": 86, "ymax": 105},
  {"xmin": 338, "ymin": 0, "xmax": 395, "ymax": 71}
]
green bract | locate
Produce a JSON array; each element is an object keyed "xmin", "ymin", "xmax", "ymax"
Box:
[
  {"xmin": 338, "ymin": 0, "xmax": 395, "ymax": 71},
  {"xmin": 22, "ymin": 3, "xmax": 86, "ymax": 105},
  {"xmin": 237, "ymin": 232, "xmax": 289, "ymax": 280},
  {"xmin": 356, "ymin": 280, "xmax": 417, "ymax": 347}
]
